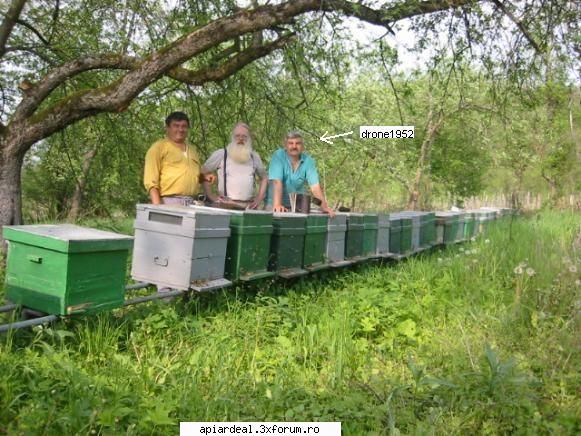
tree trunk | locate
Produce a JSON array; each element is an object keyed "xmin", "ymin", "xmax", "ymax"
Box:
[
  {"xmin": 541, "ymin": 172, "xmax": 559, "ymax": 205},
  {"xmin": 0, "ymin": 142, "xmax": 24, "ymax": 246},
  {"xmin": 407, "ymin": 110, "xmax": 442, "ymax": 210},
  {"xmin": 67, "ymin": 146, "xmax": 98, "ymax": 220}
]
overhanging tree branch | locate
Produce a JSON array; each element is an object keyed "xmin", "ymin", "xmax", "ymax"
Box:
[
  {"xmin": 13, "ymin": 33, "xmax": 294, "ymax": 121},
  {"xmin": 167, "ymin": 33, "xmax": 294, "ymax": 85},
  {"xmin": 9, "ymin": 34, "xmax": 295, "ymax": 153},
  {"xmin": 491, "ymin": 0, "xmax": 544, "ymax": 54},
  {"xmin": 8, "ymin": 0, "xmax": 475, "ymax": 153},
  {"xmin": 0, "ymin": 0, "xmax": 27, "ymax": 57},
  {"xmin": 13, "ymin": 15, "xmax": 50, "ymax": 47}
]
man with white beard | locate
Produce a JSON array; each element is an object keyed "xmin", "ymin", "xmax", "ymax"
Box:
[{"xmin": 202, "ymin": 122, "xmax": 268, "ymax": 209}]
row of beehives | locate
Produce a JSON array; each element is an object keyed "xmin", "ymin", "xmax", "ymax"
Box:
[{"xmin": 1, "ymin": 205, "xmax": 515, "ymax": 316}]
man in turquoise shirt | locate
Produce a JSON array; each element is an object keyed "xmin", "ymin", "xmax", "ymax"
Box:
[{"xmin": 266, "ymin": 131, "xmax": 334, "ymax": 216}]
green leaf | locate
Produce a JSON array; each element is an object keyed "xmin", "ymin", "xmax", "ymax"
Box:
[
  {"xmin": 396, "ymin": 319, "xmax": 417, "ymax": 338},
  {"xmin": 276, "ymin": 335, "xmax": 293, "ymax": 349}
]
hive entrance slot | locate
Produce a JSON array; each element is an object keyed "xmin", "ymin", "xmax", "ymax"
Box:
[{"xmin": 148, "ymin": 212, "xmax": 183, "ymax": 226}]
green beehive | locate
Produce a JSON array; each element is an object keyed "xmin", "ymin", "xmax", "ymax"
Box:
[
  {"xmin": 399, "ymin": 217, "xmax": 413, "ymax": 254},
  {"xmin": 472, "ymin": 214, "xmax": 480, "ymax": 237},
  {"xmin": 342, "ymin": 213, "xmax": 365, "ymax": 260},
  {"xmin": 362, "ymin": 213, "xmax": 379, "ymax": 258},
  {"xmin": 192, "ymin": 207, "xmax": 275, "ymax": 282},
  {"xmin": 226, "ymin": 209, "xmax": 274, "ymax": 281},
  {"xmin": 473, "ymin": 210, "xmax": 488, "ymax": 235},
  {"xmin": 455, "ymin": 212, "xmax": 466, "ymax": 242},
  {"xmin": 3, "ymin": 224, "xmax": 133, "ymax": 315},
  {"xmin": 478, "ymin": 208, "xmax": 498, "ymax": 234},
  {"xmin": 464, "ymin": 212, "xmax": 475, "ymax": 240},
  {"xmin": 269, "ymin": 213, "xmax": 308, "ymax": 278},
  {"xmin": 435, "ymin": 212, "xmax": 459, "ymax": 245},
  {"xmin": 397, "ymin": 212, "xmax": 421, "ymax": 252},
  {"xmin": 418, "ymin": 212, "xmax": 428, "ymax": 248},
  {"xmin": 467, "ymin": 210, "xmax": 481, "ymax": 237},
  {"xmin": 420, "ymin": 212, "xmax": 436, "ymax": 247},
  {"xmin": 303, "ymin": 214, "xmax": 329, "ymax": 271},
  {"xmin": 388, "ymin": 216, "xmax": 402, "ymax": 254}
]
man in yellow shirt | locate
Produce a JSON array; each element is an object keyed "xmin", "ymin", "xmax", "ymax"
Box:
[{"xmin": 144, "ymin": 111, "xmax": 214, "ymax": 205}]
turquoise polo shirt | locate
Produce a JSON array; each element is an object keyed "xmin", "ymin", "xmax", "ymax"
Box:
[{"xmin": 266, "ymin": 148, "xmax": 320, "ymax": 207}]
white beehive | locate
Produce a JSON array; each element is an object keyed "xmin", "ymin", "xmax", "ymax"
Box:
[{"xmin": 131, "ymin": 204, "xmax": 231, "ymax": 291}]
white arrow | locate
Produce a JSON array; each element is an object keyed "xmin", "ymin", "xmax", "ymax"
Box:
[{"xmin": 319, "ymin": 130, "xmax": 353, "ymax": 144}]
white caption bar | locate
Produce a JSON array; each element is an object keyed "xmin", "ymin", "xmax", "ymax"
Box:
[
  {"xmin": 181, "ymin": 422, "xmax": 341, "ymax": 435},
  {"xmin": 360, "ymin": 125, "xmax": 415, "ymax": 139}
]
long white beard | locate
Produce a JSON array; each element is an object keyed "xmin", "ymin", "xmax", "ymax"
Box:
[{"xmin": 227, "ymin": 140, "xmax": 252, "ymax": 163}]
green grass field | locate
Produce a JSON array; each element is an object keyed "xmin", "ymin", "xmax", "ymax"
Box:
[{"xmin": 0, "ymin": 211, "xmax": 579, "ymax": 435}]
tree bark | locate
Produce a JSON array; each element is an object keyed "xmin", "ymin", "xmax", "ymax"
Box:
[{"xmin": 0, "ymin": 140, "xmax": 24, "ymax": 230}]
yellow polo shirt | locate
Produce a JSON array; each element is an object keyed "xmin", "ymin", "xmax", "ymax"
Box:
[{"xmin": 143, "ymin": 138, "xmax": 201, "ymax": 197}]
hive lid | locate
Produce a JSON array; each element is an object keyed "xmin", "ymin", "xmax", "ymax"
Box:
[
  {"xmin": 137, "ymin": 203, "xmax": 196, "ymax": 215},
  {"xmin": 3, "ymin": 224, "xmax": 133, "ymax": 253},
  {"xmin": 362, "ymin": 213, "xmax": 379, "ymax": 222},
  {"xmin": 273, "ymin": 212, "xmax": 308, "ymax": 218},
  {"xmin": 137, "ymin": 203, "xmax": 230, "ymax": 218},
  {"xmin": 306, "ymin": 214, "xmax": 329, "ymax": 225},
  {"xmin": 272, "ymin": 213, "xmax": 307, "ymax": 231},
  {"xmin": 336, "ymin": 212, "xmax": 364, "ymax": 217},
  {"xmin": 392, "ymin": 211, "xmax": 426, "ymax": 217},
  {"xmin": 188, "ymin": 205, "xmax": 272, "ymax": 229},
  {"xmin": 398, "ymin": 217, "xmax": 413, "ymax": 225},
  {"xmin": 388, "ymin": 216, "xmax": 402, "ymax": 226},
  {"xmin": 135, "ymin": 204, "xmax": 230, "ymax": 235},
  {"xmin": 327, "ymin": 214, "xmax": 347, "ymax": 224},
  {"xmin": 189, "ymin": 205, "xmax": 271, "ymax": 216},
  {"xmin": 376, "ymin": 213, "xmax": 390, "ymax": 219},
  {"xmin": 327, "ymin": 214, "xmax": 347, "ymax": 231}
]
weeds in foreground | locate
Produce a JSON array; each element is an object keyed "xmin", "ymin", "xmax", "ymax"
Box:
[{"xmin": 0, "ymin": 210, "xmax": 579, "ymax": 434}]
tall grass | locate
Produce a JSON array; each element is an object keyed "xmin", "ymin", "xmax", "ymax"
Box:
[{"xmin": 0, "ymin": 210, "xmax": 579, "ymax": 434}]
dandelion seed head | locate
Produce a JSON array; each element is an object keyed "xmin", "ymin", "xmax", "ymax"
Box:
[
  {"xmin": 514, "ymin": 266, "xmax": 523, "ymax": 275},
  {"xmin": 575, "ymin": 279, "xmax": 580, "ymax": 286},
  {"xmin": 569, "ymin": 265, "xmax": 578, "ymax": 273},
  {"xmin": 526, "ymin": 267, "xmax": 536, "ymax": 276}
]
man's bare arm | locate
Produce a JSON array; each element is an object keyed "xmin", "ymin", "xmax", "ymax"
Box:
[
  {"xmin": 149, "ymin": 187, "xmax": 162, "ymax": 205},
  {"xmin": 272, "ymin": 179, "xmax": 287, "ymax": 212},
  {"xmin": 310, "ymin": 183, "xmax": 335, "ymax": 217}
]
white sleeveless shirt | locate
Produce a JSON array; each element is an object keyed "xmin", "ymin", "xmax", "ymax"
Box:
[{"xmin": 202, "ymin": 149, "xmax": 266, "ymax": 201}]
